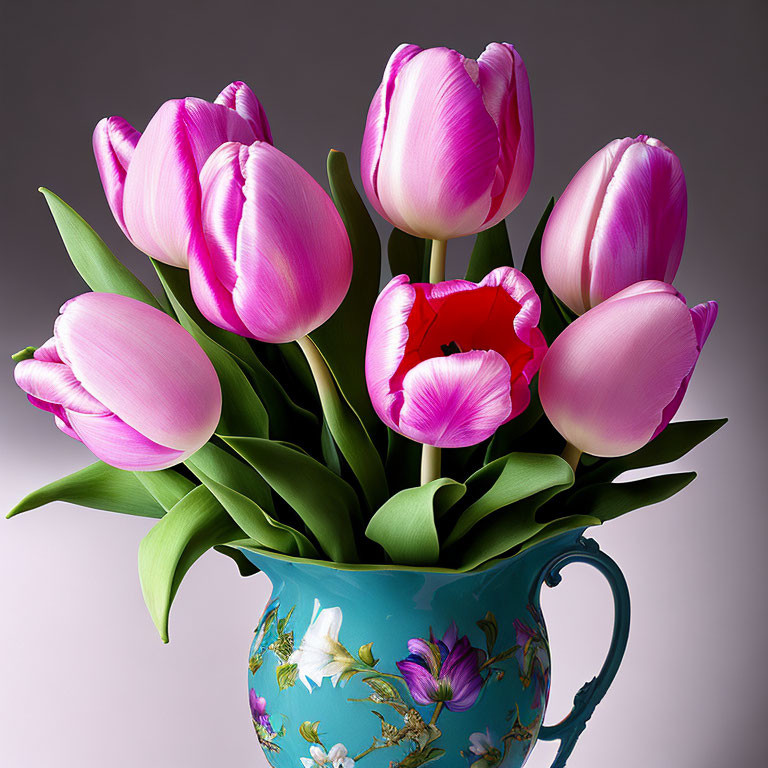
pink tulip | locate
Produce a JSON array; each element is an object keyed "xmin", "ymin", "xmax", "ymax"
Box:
[
  {"xmin": 14, "ymin": 293, "xmax": 222, "ymax": 471},
  {"xmin": 361, "ymin": 43, "xmax": 534, "ymax": 240},
  {"xmin": 191, "ymin": 141, "xmax": 353, "ymax": 344},
  {"xmin": 541, "ymin": 135, "xmax": 687, "ymax": 315},
  {"xmin": 93, "ymin": 81, "xmax": 271, "ymax": 268},
  {"xmin": 538, "ymin": 281, "xmax": 717, "ymax": 457},
  {"xmin": 366, "ymin": 267, "xmax": 547, "ymax": 448}
]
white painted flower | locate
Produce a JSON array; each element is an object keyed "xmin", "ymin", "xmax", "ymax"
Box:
[
  {"xmin": 468, "ymin": 729, "xmax": 502, "ymax": 766},
  {"xmin": 469, "ymin": 729, "xmax": 495, "ymax": 755},
  {"xmin": 300, "ymin": 742, "xmax": 355, "ymax": 767},
  {"xmin": 289, "ymin": 599, "xmax": 356, "ymax": 692}
]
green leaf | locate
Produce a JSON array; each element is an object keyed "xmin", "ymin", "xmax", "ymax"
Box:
[
  {"xmin": 320, "ymin": 418, "xmax": 343, "ymax": 476},
  {"xmin": 153, "ymin": 262, "xmax": 268, "ymax": 439},
  {"xmin": 299, "ymin": 721, "xmax": 322, "ymax": 744},
  {"xmin": 521, "ymin": 198, "xmax": 568, "ymax": 344},
  {"xmin": 579, "ymin": 419, "xmax": 727, "ymax": 485},
  {"xmin": 297, "ymin": 337, "xmax": 388, "ymax": 511},
  {"xmin": 359, "ymin": 642, "xmax": 378, "ymax": 666},
  {"xmin": 366, "ymin": 479, "xmax": 466, "ymax": 566},
  {"xmin": 465, "ymin": 219, "xmax": 513, "ymax": 281},
  {"xmin": 12, "ymin": 346, "xmax": 37, "ymax": 362},
  {"xmin": 457, "ymin": 465, "xmax": 575, "ymax": 571},
  {"xmin": 564, "ymin": 472, "xmax": 697, "ymax": 523},
  {"xmin": 152, "ymin": 260, "xmax": 313, "ymax": 441},
  {"xmin": 8, "ymin": 462, "xmax": 165, "ymax": 519},
  {"xmin": 138, "ymin": 485, "xmax": 244, "ymax": 641},
  {"xmin": 445, "ymin": 453, "xmax": 574, "ymax": 548},
  {"xmin": 186, "ymin": 442, "xmax": 274, "ymax": 513},
  {"xmin": 214, "ymin": 545, "xmax": 261, "ymax": 577},
  {"xmin": 222, "ymin": 436, "xmax": 359, "ymax": 563},
  {"xmin": 134, "ymin": 469, "xmax": 196, "ymax": 513},
  {"xmin": 477, "ymin": 612, "xmax": 499, "ymax": 656},
  {"xmin": 39, "ymin": 188, "xmax": 161, "ymax": 309},
  {"xmin": 399, "ymin": 748, "xmax": 446, "ymax": 767},
  {"xmin": 517, "ymin": 514, "xmax": 601, "ymax": 553},
  {"xmin": 190, "ymin": 465, "xmax": 318, "ymax": 558},
  {"xmin": 388, "ymin": 227, "xmax": 428, "ymax": 282},
  {"xmin": 311, "ymin": 150, "xmax": 381, "ymax": 438},
  {"xmin": 362, "ymin": 676, "xmax": 403, "ymax": 702},
  {"xmin": 277, "ymin": 605, "xmax": 294, "ymax": 635},
  {"xmin": 486, "ymin": 376, "xmax": 544, "ymax": 462},
  {"xmin": 186, "ymin": 443, "xmax": 318, "ymax": 557},
  {"xmin": 276, "ymin": 662, "xmax": 299, "ymax": 690}
]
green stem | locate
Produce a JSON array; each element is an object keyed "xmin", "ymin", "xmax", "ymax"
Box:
[
  {"xmin": 353, "ymin": 742, "xmax": 388, "ymax": 762},
  {"xmin": 429, "ymin": 239, "xmax": 447, "ymax": 283},
  {"xmin": 372, "ymin": 670, "xmax": 406, "ymax": 682},
  {"xmin": 296, "ymin": 335, "xmax": 335, "ymax": 402},
  {"xmin": 429, "ymin": 701, "xmax": 444, "ymax": 726},
  {"xmin": 417, "ymin": 240, "xmax": 449, "ymax": 487},
  {"xmin": 561, "ymin": 442, "xmax": 583, "ymax": 472},
  {"xmin": 420, "ymin": 445, "xmax": 442, "ymax": 486}
]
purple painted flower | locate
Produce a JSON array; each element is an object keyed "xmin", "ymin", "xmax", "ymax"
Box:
[
  {"xmin": 513, "ymin": 615, "xmax": 550, "ymax": 710},
  {"xmin": 397, "ymin": 622, "xmax": 485, "ymax": 712},
  {"xmin": 513, "ymin": 618, "xmax": 540, "ymax": 651},
  {"xmin": 249, "ymin": 690, "xmax": 276, "ymax": 737}
]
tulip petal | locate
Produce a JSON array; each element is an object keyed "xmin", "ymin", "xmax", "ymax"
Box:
[
  {"xmin": 541, "ymin": 137, "xmax": 636, "ymax": 314},
  {"xmin": 539, "ymin": 284, "xmax": 701, "ymax": 456},
  {"xmin": 122, "ymin": 98, "xmax": 256, "ymax": 267},
  {"xmin": 54, "ymin": 292, "xmax": 221, "ymax": 453},
  {"xmin": 373, "ymin": 47, "xmax": 499, "ymax": 238},
  {"xmin": 589, "ymin": 140, "xmax": 687, "ymax": 305},
  {"xmin": 193, "ymin": 142, "xmax": 252, "ymax": 335},
  {"xmin": 66, "ymin": 410, "xmax": 186, "ymax": 471},
  {"xmin": 653, "ymin": 300, "xmax": 718, "ymax": 438},
  {"xmin": 399, "ymin": 350, "xmax": 513, "ymax": 448},
  {"xmin": 92, "ymin": 116, "xmax": 141, "ymax": 238},
  {"xmin": 478, "ymin": 43, "xmax": 535, "ymax": 226},
  {"xmin": 229, "ymin": 142, "xmax": 352, "ymax": 342},
  {"xmin": 215, "ymin": 80, "xmax": 273, "ymax": 144},
  {"xmin": 365, "ymin": 275, "xmax": 416, "ymax": 430},
  {"xmin": 54, "ymin": 413, "xmax": 80, "ymax": 441},
  {"xmin": 691, "ymin": 300, "xmax": 718, "ymax": 349},
  {"xmin": 360, "ymin": 43, "xmax": 422, "ymax": 220},
  {"xmin": 14, "ymin": 359, "xmax": 109, "ymax": 415},
  {"xmin": 33, "ymin": 336, "xmax": 63, "ymax": 363}
]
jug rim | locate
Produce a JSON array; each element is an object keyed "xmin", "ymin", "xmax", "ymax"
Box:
[{"xmin": 237, "ymin": 526, "xmax": 587, "ymax": 576}]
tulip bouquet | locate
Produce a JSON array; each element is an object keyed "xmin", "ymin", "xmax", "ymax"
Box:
[{"xmin": 9, "ymin": 44, "xmax": 723, "ymax": 643}]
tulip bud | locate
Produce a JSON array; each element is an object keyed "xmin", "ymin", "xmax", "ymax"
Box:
[
  {"xmin": 92, "ymin": 116, "xmax": 141, "ymax": 239},
  {"xmin": 93, "ymin": 81, "xmax": 272, "ymax": 268},
  {"xmin": 538, "ymin": 281, "xmax": 717, "ymax": 457},
  {"xmin": 365, "ymin": 267, "xmax": 547, "ymax": 448},
  {"xmin": 190, "ymin": 141, "xmax": 353, "ymax": 344},
  {"xmin": 361, "ymin": 43, "xmax": 534, "ymax": 240},
  {"xmin": 215, "ymin": 80, "xmax": 273, "ymax": 144},
  {"xmin": 14, "ymin": 293, "xmax": 222, "ymax": 471},
  {"xmin": 541, "ymin": 135, "xmax": 687, "ymax": 315}
]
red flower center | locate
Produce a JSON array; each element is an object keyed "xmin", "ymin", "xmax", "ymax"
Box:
[{"xmin": 393, "ymin": 285, "xmax": 534, "ymax": 388}]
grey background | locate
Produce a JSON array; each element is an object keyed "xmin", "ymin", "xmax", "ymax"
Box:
[{"xmin": 1, "ymin": 1, "xmax": 766, "ymax": 765}]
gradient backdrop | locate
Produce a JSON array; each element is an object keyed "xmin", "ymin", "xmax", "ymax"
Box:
[{"xmin": 1, "ymin": 1, "xmax": 766, "ymax": 766}]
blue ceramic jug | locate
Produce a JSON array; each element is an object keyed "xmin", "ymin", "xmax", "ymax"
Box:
[{"xmin": 241, "ymin": 529, "xmax": 629, "ymax": 768}]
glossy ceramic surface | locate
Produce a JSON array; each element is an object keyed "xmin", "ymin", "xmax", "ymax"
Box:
[{"xmin": 240, "ymin": 531, "xmax": 630, "ymax": 768}]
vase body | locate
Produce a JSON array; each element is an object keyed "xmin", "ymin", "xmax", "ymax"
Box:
[{"xmin": 240, "ymin": 529, "xmax": 621, "ymax": 768}]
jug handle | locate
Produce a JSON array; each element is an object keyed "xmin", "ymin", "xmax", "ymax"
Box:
[{"xmin": 534, "ymin": 536, "xmax": 631, "ymax": 768}]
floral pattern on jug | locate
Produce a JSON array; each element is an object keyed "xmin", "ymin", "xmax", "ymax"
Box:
[
  {"xmin": 243, "ymin": 531, "xmax": 631, "ymax": 768},
  {"xmin": 248, "ymin": 595, "xmax": 551, "ymax": 766}
]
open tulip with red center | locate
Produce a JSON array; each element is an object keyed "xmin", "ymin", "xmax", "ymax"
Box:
[{"xmin": 365, "ymin": 267, "xmax": 547, "ymax": 450}]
